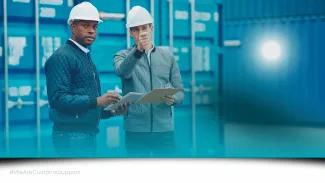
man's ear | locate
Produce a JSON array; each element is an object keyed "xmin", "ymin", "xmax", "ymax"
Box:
[
  {"xmin": 129, "ymin": 29, "xmax": 135, "ymax": 39},
  {"xmin": 70, "ymin": 23, "xmax": 76, "ymax": 35}
]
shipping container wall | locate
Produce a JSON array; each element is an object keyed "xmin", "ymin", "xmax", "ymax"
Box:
[
  {"xmin": 160, "ymin": 0, "xmax": 221, "ymax": 106},
  {"xmin": 2, "ymin": 0, "xmax": 72, "ymax": 125},
  {"xmin": 222, "ymin": 1, "xmax": 325, "ymax": 124},
  {"xmin": 224, "ymin": 0, "xmax": 325, "ymax": 21},
  {"xmin": 0, "ymin": 16, "xmax": 3, "ymax": 120},
  {"xmin": 6, "ymin": 0, "xmax": 72, "ymax": 20},
  {"xmin": 0, "ymin": 24, "xmax": 3, "ymax": 127}
]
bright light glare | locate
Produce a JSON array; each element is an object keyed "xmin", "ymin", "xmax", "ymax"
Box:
[{"xmin": 261, "ymin": 40, "xmax": 282, "ymax": 61}]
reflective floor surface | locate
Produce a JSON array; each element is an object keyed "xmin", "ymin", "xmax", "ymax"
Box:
[{"xmin": 1, "ymin": 106, "xmax": 325, "ymax": 158}]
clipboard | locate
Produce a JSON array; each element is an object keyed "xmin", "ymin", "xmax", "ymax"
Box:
[
  {"xmin": 138, "ymin": 88, "xmax": 184, "ymax": 104},
  {"xmin": 104, "ymin": 92, "xmax": 144, "ymax": 111},
  {"xmin": 104, "ymin": 88, "xmax": 184, "ymax": 110}
]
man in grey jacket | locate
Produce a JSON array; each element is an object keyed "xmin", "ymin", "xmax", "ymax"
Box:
[{"xmin": 114, "ymin": 6, "xmax": 184, "ymax": 156}]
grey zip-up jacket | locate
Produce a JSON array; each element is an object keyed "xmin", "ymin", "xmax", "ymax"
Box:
[{"xmin": 114, "ymin": 46, "xmax": 184, "ymax": 132}]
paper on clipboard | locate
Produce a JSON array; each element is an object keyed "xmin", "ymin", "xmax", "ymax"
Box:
[
  {"xmin": 104, "ymin": 92, "xmax": 144, "ymax": 111},
  {"xmin": 138, "ymin": 88, "xmax": 184, "ymax": 104}
]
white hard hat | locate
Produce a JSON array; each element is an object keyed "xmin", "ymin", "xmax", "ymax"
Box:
[
  {"xmin": 126, "ymin": 6, "xmax": 153, "ymax": 28},
  {"xmin": 68, "ymin": 2, "xmax": 103, "ymax": 24}
]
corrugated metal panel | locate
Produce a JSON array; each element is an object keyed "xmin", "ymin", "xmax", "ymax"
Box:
[
  {"xmin": 3, "ymin": 1, "xmax": 72, "ymax": 125},
  {"xmin": 7, "ymin": 23, "xmax": 36, "ymax": 123},
  {"xmin": 6, "ymin": 0, "xmax": 72, "ymax": 20},
  {"xmin": 40, "ymin": 78, "xmax": 49, "ymax": 120},
  {"xmin": 195, "ymin": 0, "xmax": 220, "ymax": 105},
  {"xmin": 1, "ymin": 2, "xmax": 4, "ymax": 132},
  {"xmin": 223, "ymin": 18, "xmax": 325, "ymax": 123},
  {"xmin": 8, "ymin": 74, "xmax": 35, "ymax": 122},
  {"xmin": 224, "ymin": 0, "xmax": 325, "ymax": 21},
  {"xmin": 99, "ymin": 73, "xmax": 122, "ymax": 94},
  {"xmin": 0, "ymin": 25, "xmax": 3, "ymax": 124},
  {"xmin": 39, "ymin": 0, "xmax": 73, "ymax": 20},
  {"xmin": 92, "ymin": 38, "xmax": 125, "ymax": 72},
  {"xmin": 8, "ymin": 23, "xmax": 35, "ymax": 70},
  {"xmin": 90, "ymin": 0, "xmax": 126, "ymax": 35},
  {"xmin": 7, "ymin": 0, "xmax": 34, "ymax": 18},
  {"xmin": 0, "ymin": 24, "xmax": 3, "ymax": 73},
  {"xmin": 173, "ymin": 0, "xmax": 191, "ymax": 37},
  {"xmin": 39, "ymin": 24, "xmax": 68, "ymax": 70},
  {"xmin": 160, "ymin": 0, "xmax": 220, "ymax": 106},
  {"xmin": 0, "ymin": 1, "xmax": 3, "ymax": 17}
]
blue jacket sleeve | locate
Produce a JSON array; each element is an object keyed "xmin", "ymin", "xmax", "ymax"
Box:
[{"xmin": 45, "ymin": 54, "xmax": 97, "ymax": 113}]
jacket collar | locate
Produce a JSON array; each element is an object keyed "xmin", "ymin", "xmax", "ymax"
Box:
[
  {"xmin": 69, "ymin": 39, "xmax": 90, "ymax": 54},
  {"xmin": 66, "ymin": 40, "xmax": 90, "ymax": 55},
  {"xmin": 133, "ymin": 45, "xmax": 156, "ymax": 52}
]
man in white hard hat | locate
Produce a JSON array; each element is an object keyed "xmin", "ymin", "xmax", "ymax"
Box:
[
  {"xmin": 114, "ymin": 6, "xmax": 184, "ymax": 156},
  {"xmin": 45, "ymin": 2, "xmax": 126, "ymax": 156}
]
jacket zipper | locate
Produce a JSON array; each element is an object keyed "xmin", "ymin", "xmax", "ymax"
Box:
[
  {"xmin": 88, "ymin": 54, "xmax": 100, "ymax": 120},
  {"xmin": 92, "ymin": 68, "xmax": 100, "ymax": 121},
  {"xmin": 93, "ymin": 72, "xmax": 99, "ymax": 97},
  {"xmin": 86, "ymin": 53, "xmax": 100, "ymax": 97},
  {"xmin": 144, "ymin": 52, "xmax": 154, "ymax": 132}
]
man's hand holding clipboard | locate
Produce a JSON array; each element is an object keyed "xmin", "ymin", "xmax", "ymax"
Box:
[{"xmin": 137, "ymin": 88, "xmax": 184, "ymax": 104}]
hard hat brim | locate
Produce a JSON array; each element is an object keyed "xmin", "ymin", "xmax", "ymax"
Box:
[
  {"xmin": 126, "ymin": 21, "xmax": 153, "ymax": 28},
  {"xmin": 68, "ymin": 18, "xmax": 103, "ymax": 25}
]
